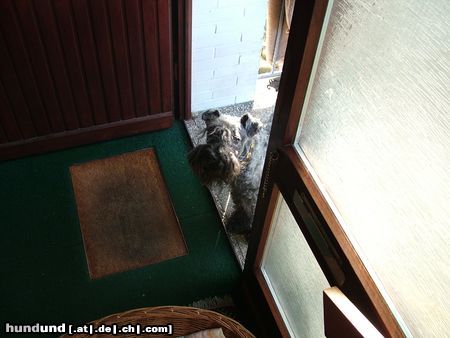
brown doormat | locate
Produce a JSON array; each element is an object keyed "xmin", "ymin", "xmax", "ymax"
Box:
[{"xmin": 70, "ymin": 149, "xmax": 187, "ymax": 279}]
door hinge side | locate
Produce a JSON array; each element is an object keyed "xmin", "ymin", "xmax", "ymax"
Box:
[{"xmin": 261, "ymin": 150, "xmax": 279, "ymax": 199}]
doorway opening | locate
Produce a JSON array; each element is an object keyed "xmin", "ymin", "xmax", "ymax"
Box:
[{"xmin": 185, "ymin": 0, "xmax": 294, "ymax": 268}]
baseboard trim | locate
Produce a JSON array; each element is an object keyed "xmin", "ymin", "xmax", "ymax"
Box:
[{"xmin": 0, "ymin": 112, "xmax": 174, "ymax": 161}]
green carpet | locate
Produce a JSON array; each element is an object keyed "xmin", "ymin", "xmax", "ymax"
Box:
[{"xmin": 0, "ymin": 122, "xmax": 241, "ymax": 333}]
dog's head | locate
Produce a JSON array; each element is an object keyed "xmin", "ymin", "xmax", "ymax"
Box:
[
  {"xmin": 201, "ymin": 109, "xmax": 262, "ymax": 142},
  {"xmin": 239, "ymin": 112, "xmax": 262, "ymax": 138},
  {"xmin": 188, "ymin": 143, "xmax": 240, "ymax": 185},
  {"xmin": 188, "ymin": 109, "xmax": 262, "ymax": 185}
]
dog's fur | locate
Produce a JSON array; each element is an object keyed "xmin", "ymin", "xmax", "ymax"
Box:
[{"xmin": 188, "ymin": 109, "xmax": 266, "ymax": 233}]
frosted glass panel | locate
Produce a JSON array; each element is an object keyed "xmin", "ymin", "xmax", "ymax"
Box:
[
  {"xmin": 261, "ymin": 194, "xmax": 329, "ymax": 337},
  {"xmin": 296, "ymin": 0, "xmax": 450, "ymax": 336}
]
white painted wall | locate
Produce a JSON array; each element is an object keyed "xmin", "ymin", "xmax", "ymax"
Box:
[{"xmin": 191, "ymin": 0, "xmax": 267, "ymax": 112}]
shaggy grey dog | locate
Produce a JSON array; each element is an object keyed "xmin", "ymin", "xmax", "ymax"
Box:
[{"xmin": 188, "ymin": 109, "xmax": 266, "ymax": 233}]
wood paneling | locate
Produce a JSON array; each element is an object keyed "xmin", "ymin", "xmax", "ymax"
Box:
[
  {"xmin": 53, "ymin": 0, "xmax": 94, "ymax": 128},
  {"xmin": 37, "ymin": 0, "xmax": 82, "ymax": 131},
  {"xmin": 0, "ymin": 0, "xmax": 173, "ymax": 160},
  {"xmin": 124, "ymin": 0, "xmax": 148, "ymax": 117},
  {"xmin": 0, "ymin": 31, "xmax": 37, "ymax": 139},
  {"xmin": 142, "ymin": 0, "xmax": 162, "ymax": 114},
  {"xmin": 0, "ymin": 81, "xmax": 22, "ymax": 141},
  {"xmin": 157, "ymin": 0, "xmax": 172, "ymax": 113},
  {"xmin": 0, "ymin": 122, "xmax": 6, "ymax": 143},
  {"xmin": 89, "ymin": 0, "xmax": 121, "ymax": 122},
  {"xmin": 15, "ymin": 0, "xmax": 66, "ymax": 133},
  {"xmin": 71, "ymin": 0, "xmax": 108, "ymax": 125},
  {"xmin": 107, "ymin": 0, "xmax": 135, "ymax": 120},
  {"xmin": 0, "ymin": 0, "xmax": 51, "ymax": 136}
]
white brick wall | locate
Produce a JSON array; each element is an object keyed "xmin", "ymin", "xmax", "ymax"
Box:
[{"xmin": 191, "ymin": 0, "xmax": 267, "ymax": 112}]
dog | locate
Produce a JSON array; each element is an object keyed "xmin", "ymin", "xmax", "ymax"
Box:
[{"xmin": 188, "ymin": 109, "xmax": 266, "ymax": 233}]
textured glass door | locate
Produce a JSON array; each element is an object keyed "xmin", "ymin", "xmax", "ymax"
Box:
[
  {"xmin": 242, "ymin": 0, "xmax": 448, "ymax": 336},
  {"xmin": 260, "ymin": 191, "xmax": 330, "ymax": 337},
  {"xmin": 295, "ymin": 0, "xmax": 450, "ymax": 336}
]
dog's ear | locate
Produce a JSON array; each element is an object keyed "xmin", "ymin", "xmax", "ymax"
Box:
[
  {"xmin": 241, "ymin": 113, "xmax": 261, "ymax": 137},
  {"xmin": 201, "ymin": 109, "xmax": 220, "ymax": 122},
  {"xmin": 188, "ymin": 144, "xmax": 240, "ymax": 184}
]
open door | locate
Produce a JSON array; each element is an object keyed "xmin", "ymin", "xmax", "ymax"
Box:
[{"xmin": 241, "ymin": 0, "xmax": 448, "ymax": 337}]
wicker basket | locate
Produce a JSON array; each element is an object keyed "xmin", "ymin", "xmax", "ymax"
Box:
[{"xmin": 63, "ymin": 306, "xmax": 255, "ymax": 338}]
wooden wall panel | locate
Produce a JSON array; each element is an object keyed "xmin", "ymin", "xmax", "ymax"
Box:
[
  {"xmin": 0, "ymin": 0, "xmax": 51, "ymax": 136},
  {"xmin": 107, "ymin": 0, "xmax": 136, "ymax": 120},
  {"xmin": 53, "ymin": 0, "xmax": 94, "ymax": 128},
  {"xmin": 34, "ymin": 0, "xmax": 81, "ymax": 130},
  {"xmin": 124, "ymin": 0, "xmax": 148, "ymax": 117},
  {"xmin": 71, "ymin": 0, "xmax": 108, "ymax": 125},
  {"xmin": 0, "ymin": 121, "xmax": 6, "ymax": 143},
  {"xmin": 0, "ymin": 81, "xmax": 22, "ymax": 141},
  {"xmin": 0, "ymin": 0, "xmax": 173, "ymax": 160},
  {"xmin": 90, "ymin": 0, "xmax": 121, "ymax": 122},
  {"xmin": 157, "ymin": 0, "xmax": 172, "ymax": 113},
  {"xmin": 15, "ymin": 0, "xmax": 66, "ymax": 133},
  {"xmin": 0, "ymin": 31, "xmax": 37, "ymax": 139},
  {"xmin": 143, "ymin": 0, "xmax": 162, "ymax": 114}
]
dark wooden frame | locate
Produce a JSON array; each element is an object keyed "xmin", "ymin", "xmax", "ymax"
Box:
[
  {"xmin": 173, "ymin": 0, "xmax": 192, "ymax": 120},
  {"xmin": 323, "ymin": 287, "xmax": 384, "ymax": 338},
  {"xmin": 241, "ymin": 0, "xmax": 404, "ymax": 336},
  {"xmin": 254, "ymin": 149, "xmax": 394, "ymax": 336},
  {"xmin": 240, "ymin": 0, "xmax": 323, "ymax": 335}
]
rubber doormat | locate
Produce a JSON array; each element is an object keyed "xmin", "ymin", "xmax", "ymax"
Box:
[{"xmin": 70, "ymin": 149, "xmax": 187, "ymax": 279}]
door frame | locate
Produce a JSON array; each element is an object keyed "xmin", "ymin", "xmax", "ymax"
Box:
[
  {"xmin": 173, "ymin": 0, "xmax": 192, "ymax": 120},
  {"xmin": 240, "ymin": 0, "xmax": 404, "ymax": 336}
]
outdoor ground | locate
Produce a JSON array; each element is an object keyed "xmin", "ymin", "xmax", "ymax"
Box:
[{"xmin": 185, "ymin": 77, "xmax": 279, "ymax": 267}]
